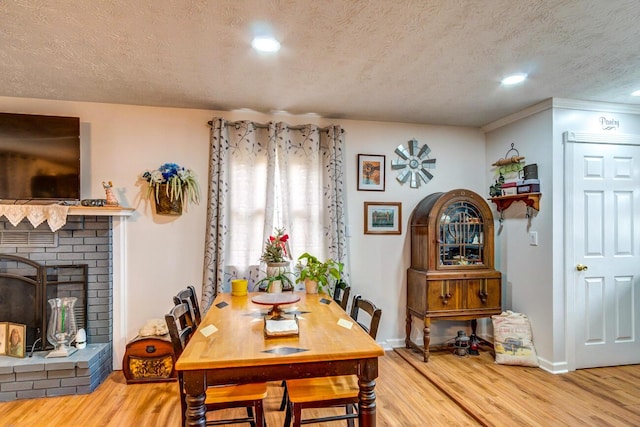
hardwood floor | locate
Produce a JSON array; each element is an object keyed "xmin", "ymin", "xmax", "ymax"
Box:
[{"xmin": 1, "ymin": 348, "xmax": 639, "ymax": 426}]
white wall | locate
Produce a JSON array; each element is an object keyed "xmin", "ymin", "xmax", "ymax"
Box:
[
  {"xmin": 0, "ymin": 96, "xmax": 487, "ymax": 355},
  {"xmin": 485, "ymin": 104, "xmax": 556, "ymax": 367},
  {"xmin": 485, "ymin": 98, "xmax": 640, "ymax": 373}
]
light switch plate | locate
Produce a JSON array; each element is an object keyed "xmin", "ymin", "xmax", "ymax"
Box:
[{"xmin": 529, "ymin": 231, "xmax": 538, "ymax": 246}]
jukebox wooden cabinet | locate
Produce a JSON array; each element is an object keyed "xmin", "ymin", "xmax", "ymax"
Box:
[{"xmin": 406, "ymin": 188, "xmax": 502, "ymax": 361}]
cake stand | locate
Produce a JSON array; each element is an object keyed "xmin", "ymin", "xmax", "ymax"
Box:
[{"xmin": 251, "ymin": 293, "xmax": 300, "ymax": 320}]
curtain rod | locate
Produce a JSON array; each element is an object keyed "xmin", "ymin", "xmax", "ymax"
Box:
[{"xmin": 207, "ymin": 120, "xmax": 338, "ymax": 132}]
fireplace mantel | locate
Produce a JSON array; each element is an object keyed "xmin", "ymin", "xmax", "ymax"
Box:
[{"xmin": 69, "ymin": 205, "xmax": 135, "ymax": 217}]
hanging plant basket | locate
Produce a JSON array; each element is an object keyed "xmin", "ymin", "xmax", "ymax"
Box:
[
  {"xmin": 154, "ymin": 184, "xmax": 183, "ymax": 216},
  {"xmin": 141, "ymin": 162, "xmax": 200, "ymax": 216}
]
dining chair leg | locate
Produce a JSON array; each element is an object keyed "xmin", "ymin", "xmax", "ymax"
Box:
[
  {"xmin": 246, "ymin": 406, "xmax": 256, "ymax": 427},
  {"xmin": 283, "ymin": 401, "xmax": 293, "ymax": 427},
  {"xmin": 346, "ymin": 404, "xmax": 355, "ymax": 427},
  {"xmin": 254, "ymin": 400, "xmax": 265, "ymax": 427},
  {"xmin": 292, "ymin": 404, "xmax": 303, "ymax": 427},
  {"xmin": 279, "ymin": 383, "xmax": 289, "ymax": 411}
]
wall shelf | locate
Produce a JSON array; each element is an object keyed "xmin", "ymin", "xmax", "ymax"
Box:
[{"xmin": 489, "ymin": 192, "xmax": 541, "ymax": 212}]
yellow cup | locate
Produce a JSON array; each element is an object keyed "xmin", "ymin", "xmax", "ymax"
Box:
[{"xmin": 231, "ymin": 279, "xmax": 248, "ymax": 296}]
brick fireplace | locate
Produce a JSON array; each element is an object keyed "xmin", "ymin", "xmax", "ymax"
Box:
[{"xmin": 0, "ymin": 207, "xmax": 132, "ymax": 401}]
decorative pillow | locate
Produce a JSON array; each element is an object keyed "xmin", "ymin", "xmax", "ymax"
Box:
[{"xmin": 491, "ymin": 311, "xmax": 539, "ymax": 367}]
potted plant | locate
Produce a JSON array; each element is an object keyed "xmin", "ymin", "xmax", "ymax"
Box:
[
  {"xmin": 141, "ymin": 162, "xmax": 200, "ymax": 215},
  {"xmin": 295, "ymin": 252, "xmax": 343, "ymax": 295},
  {"xmin": 260, "ymin": 227, "xmax": 292, "ymax": 276},
  {"xmin": 254, "ymin": 270, "xmax": 295, "ymax": 293}
]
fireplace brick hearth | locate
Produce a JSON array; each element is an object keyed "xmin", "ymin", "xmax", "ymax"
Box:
[
  {"xmin": 0, "ymin": 214, "xmax": 114, "ymax": 401},
  {"xmin": 0, "ymin": 344, "xmax": 109, "ymax": 401}
]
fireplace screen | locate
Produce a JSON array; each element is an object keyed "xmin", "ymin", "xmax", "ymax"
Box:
[{"xmin": 0, "ymin": 255, "xmax": 87, "ymax": 352}]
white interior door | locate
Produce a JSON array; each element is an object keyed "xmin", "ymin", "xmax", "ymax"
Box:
[{"xmin": 565, "ymin": 132, "xmax": 640, "ymax": 369}]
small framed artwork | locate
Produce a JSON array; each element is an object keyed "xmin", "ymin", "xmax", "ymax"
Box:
[
  {"xmin": 0, "ymin": 322, "xmax": 6, "ymax": 355},
  {"xmin": 364, "ymin": 202, "xmax": 402, "ymax": 235},
  {"xmin": 6, "ymin": 323, "xmax": 26, "ymax": 358},
  {"xmin": 357, "ymin": 154, "xmax": 385, "ymax": 191}
]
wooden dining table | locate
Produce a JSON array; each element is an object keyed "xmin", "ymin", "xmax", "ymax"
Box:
[{"xmin": 175, "ymin": 291, "xmax": 385, "ymax": 426}]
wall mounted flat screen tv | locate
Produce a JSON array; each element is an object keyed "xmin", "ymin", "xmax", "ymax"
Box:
[{"xmin": 0, "ymin": 112, "xmax": 81, "ymax": 201}]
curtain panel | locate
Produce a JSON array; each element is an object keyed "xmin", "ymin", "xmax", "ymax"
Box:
[{"xmin": 201, "ymin": 118, "xmax": 347, "ymax": 311}]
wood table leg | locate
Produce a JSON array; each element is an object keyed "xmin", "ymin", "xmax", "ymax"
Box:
[
  {"xmin": 358, "ymin": 359, "xmax": 379, "ymax": 427},
  {"xmin": 183, "ymin": 371, "xmax": 207, "ymax": 427}
]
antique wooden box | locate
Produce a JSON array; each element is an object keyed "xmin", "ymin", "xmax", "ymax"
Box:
[{"xmin": 122, "ymin": 334, "xmax": 177, "ymax": 384}]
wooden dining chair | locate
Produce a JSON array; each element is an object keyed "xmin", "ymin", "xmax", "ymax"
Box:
[
  {"xmin": 173, "ymin": 285, "xmax": 202, "ymax": 328},
  {"xmin": 333, "ymin": 281, "xmax": 351, "ymax": 311},
  {"xmin": 277, "ymin": 282, "xmax": 351, "ymax": 411},
  {"xmin": 283, "ymin": 295, "xmax": 382, "ymax": 427},
  {"xmin": 349, "ymin": 295, "xmax": 381, "ymax": 341},
  {"xmin": 165, "ymin": 302, "xmax": 268, "ymax": 427}
]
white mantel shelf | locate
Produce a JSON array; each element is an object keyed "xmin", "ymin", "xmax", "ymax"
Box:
[{"xmin": 69, "ymin": 206, "xmax": 135, "ymax": 216}]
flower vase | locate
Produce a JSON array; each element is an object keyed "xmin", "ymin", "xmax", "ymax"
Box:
[
  {"xmin": 155, "ymin": 184, "xmax": 183, "ymax": 215},
  {"xmin": 46, "ymin": 297, "xmax": 78, "ymax": 358}
]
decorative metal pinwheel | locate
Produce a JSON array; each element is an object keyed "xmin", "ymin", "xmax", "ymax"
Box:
[{"xmin": 391, "ymin": 138, "xmax": 436, "ymax": 188}]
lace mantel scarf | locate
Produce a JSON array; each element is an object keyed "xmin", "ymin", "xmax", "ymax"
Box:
[{"xmin": 0, "ymin": 204, "xmax": 70, "ymax": 232}]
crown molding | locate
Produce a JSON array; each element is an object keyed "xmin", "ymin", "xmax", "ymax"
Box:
[{"xmin": 482, "ymin": 98, "xmax": 640, "ymax": 133}]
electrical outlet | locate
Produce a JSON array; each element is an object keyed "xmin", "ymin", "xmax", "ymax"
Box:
[{"xmin": 529, "ymin": 231, "xmax": 538, "ymax": 246}]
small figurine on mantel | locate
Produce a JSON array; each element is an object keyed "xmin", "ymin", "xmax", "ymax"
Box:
[{"xmin": 102, "ymin": 181, "xmax": 119, "ymax": 206}]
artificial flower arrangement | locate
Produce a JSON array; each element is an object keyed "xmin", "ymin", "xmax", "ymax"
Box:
[
  {"xmin": 141, "ymin": 162, "xmax": 200, "ymax": 205},
  {"xmin": 259, "ymin": 227, "xmax": 291, "ymax": 264},
  {"xmin": 256, "ymin": 227, "xmax": 294, "ymax": 291}
]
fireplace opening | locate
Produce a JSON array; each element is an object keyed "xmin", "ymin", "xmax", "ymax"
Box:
[{"xmin": 0, "ymin": 254, "xmax": 87, "ymax": 352}]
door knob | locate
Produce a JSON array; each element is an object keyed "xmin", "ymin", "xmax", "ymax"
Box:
[{"xmin": 576, "ymin": 264, "xmax": 588, "ymax": 271}]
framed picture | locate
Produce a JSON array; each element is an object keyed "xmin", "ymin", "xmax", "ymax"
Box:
[
  {"xmin": 364, "ymin": 202, "xmax": 402, "ymax": 235},
  {"xmin": 357, "ymin": 154, "xmax": 385, "ymax": 191},
  {"xmin": 6, "ymin": 323, "xmax": 26, "ymax": 358},
  {"xmin": 0, "ymin": 322, "xmax": 6, "ymax": 355}
]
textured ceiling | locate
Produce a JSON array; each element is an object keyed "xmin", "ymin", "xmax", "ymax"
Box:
[{"xmin": 1, "ymin": 0, "xmax": 640, "ymax": 127}]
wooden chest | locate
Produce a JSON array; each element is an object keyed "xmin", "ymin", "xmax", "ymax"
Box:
[{"xmin": 122, "ymin": 334, "xmax": 177, "ymax": 384}]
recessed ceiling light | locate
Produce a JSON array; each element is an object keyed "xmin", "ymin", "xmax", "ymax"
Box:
[
  {"xmin": 501, "ymin": 73, "xmax": 528, "ymax": 86},
  {"xmin": 251, "ymin": 36, "xmax": 280, "ymax": 53},
  {"xmin": 632, "ymin": 89, "xmax": 640, "ymax": 96}
]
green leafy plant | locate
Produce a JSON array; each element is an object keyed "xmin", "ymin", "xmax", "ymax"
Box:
[
  {"xmin": 295, "ymin": 252, "xmax": 343, "ymax": 296},
  {"xmin": 141, "ymin": 162, "xmax": 200, "ymax": 205},
  {"xmin": 254, "ymin": 270, "xmax": 295, "ymax": 292}
]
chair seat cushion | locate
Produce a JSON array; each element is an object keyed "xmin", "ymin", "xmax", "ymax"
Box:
[
  {"xmin": 205, "ymin": 382, "xmax": 268, "ymax": 404},
  {"xmin": 286, "ymin": 375, "xmax": 359, "ymax": 403}
]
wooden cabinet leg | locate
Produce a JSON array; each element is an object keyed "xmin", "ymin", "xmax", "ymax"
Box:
[
  {"xmin": 423, "ymin": 318, "xmax": 431, "ymax": 362},
  {"xmin": 471, "ymin": 318, "xmax": 478, "ymax": 336},
  {"xmin": 405, "ymin": 308, "xmax": 412, "ymax": 348}
]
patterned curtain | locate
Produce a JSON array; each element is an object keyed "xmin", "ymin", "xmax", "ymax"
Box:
[{"xmin": 201, "ymin": 118, "xmax": 347, "ymax": 311}]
